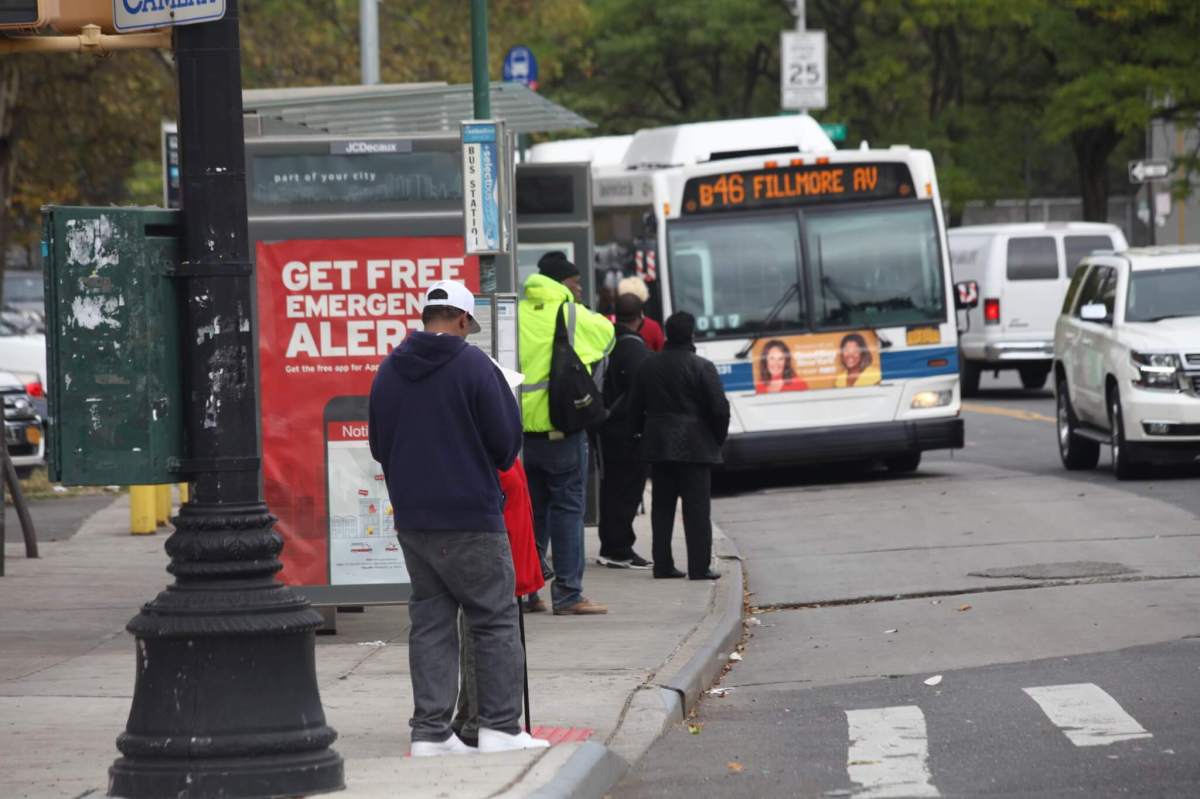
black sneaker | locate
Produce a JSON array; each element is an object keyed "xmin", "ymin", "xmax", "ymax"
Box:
[
  {"xmin": 597, "ymin": 554, "xmax": 633, "ymax": 569},
  {"xmin": 627, "ymin": 553, "xmax": 653, "ymax": 570}
]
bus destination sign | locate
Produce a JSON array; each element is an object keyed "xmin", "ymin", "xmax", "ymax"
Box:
[{"xmin": 681, "ymin": 162, "xmax": 916, "ymax": 214}]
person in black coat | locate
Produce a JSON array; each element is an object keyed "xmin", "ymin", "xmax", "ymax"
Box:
[
  {"xmin": 627, "ymin": 311, "xmax": 731, "ymax": 580},
  {"xmin": 597, "ymin": 294, "xmax": 654, "ymax": 569}
]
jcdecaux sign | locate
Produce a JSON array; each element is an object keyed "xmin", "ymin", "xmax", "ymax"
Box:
[{"xmin": 113, "ymin": 0, "xmax": 227, "ymax": 32}]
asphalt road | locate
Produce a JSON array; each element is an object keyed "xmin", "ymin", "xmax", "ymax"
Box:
[
  {"xmin": 615, "ymin": 371, "xmax": 1200, "ymax": 798},
  {"xmin": 3, "ymin": 492, "xmax": 117, "ymax": 544}
]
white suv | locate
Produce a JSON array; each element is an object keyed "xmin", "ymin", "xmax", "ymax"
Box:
[{"xmin": 1054, "ymin": 246, "xmax": 1200, "ymax": 478}]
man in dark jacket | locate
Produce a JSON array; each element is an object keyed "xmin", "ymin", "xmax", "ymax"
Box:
[
  {"xmin": 597, "ymin": 294, "xmax": 653, "ymax": 569},
  {"xmin": 369, "ymin": 280, "xmax": 549, "ymax": 756},
  {"xmin": 628, "ymin": 311, "xmax": 731, "ymax": 580}
]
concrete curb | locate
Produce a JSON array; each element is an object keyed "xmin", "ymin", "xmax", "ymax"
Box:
[{"xmin": 518, "ymin": 528, "xmax": 745, "ymax": 798}]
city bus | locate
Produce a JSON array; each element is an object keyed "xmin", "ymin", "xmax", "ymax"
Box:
[{"xmin": 529, "ymin": 116, "xmax": 964, "ymax": 471}]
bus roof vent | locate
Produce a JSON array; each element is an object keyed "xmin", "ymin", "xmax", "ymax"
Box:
[{"xmin": 621, "ymin": 115, "xmax": 834, "ymax": 169}]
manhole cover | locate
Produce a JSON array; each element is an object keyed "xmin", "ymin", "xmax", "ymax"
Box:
[{"xmin": 968, "ymin": 561, "xmax": 1137, "ymax": 580}]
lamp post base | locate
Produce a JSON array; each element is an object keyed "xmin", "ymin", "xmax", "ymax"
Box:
[{"xmin": 109, "ymin": 502, "xmax": 344, "ymax": 799}]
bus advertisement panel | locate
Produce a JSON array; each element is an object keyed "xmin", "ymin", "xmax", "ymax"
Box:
[{"xmin": 255, "ymin": 235, "xmax": 479, "ymax": 587}]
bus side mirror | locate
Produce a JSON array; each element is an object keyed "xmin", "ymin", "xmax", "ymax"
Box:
[{"xmin": 954, "ymin": 280, "xmax": 979, "ymax": 310}]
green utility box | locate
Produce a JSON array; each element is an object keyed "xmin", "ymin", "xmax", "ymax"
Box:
[{"xmin": 42, "ymin": 206, "xmax": 185, "ymax": 486}]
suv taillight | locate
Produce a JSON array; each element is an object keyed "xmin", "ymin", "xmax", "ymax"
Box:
[
  {"xmin": 984, "ymin": 298, "xmax": 1000, "ymax": 325},
  {"xmin": 25, "ymin": 380, "xmax": 44, "ymax": 398}
]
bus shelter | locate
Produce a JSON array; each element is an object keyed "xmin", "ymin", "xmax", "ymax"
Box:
[{"xmin": 242, "ymin": 82, "xmax": 594, "ymax": 611}]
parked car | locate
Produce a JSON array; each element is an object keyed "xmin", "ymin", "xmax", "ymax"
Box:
[
  {"xmin": 2, "ymin": 369, "xmax": 44, "ymax": 478},
  {"xmin": 0, "ymin": 329, "xmax": 47, "ymax": 418},
  {"xmin": 950, "ymin": 222, "xmax": 1127, "ymax": 394},
  {"xmin": 2, "ymin": 269, "xmax": 45, "ymax": 333},
  {"xmin": 1054, "ymin": 245, "xmax": 1200, "ymax": 479}
]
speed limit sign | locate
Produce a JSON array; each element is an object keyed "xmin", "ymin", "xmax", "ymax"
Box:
[{"xmin": 781, "ymin": 31, "xmax": 827, "ymax": 111}]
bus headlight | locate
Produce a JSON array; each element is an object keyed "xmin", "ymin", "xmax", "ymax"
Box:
[{"xmin": 911, "ymin": 390, "xmax": 952, "ymax": 409}]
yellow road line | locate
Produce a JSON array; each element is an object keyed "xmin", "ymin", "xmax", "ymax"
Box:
[{"xmin": 961, "ymin": 402, "xmax": 1056, "ymax": 424}]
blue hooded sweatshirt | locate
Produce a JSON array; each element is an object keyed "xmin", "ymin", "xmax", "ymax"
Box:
[{"xmin": 368, "ymin": 331, "xmax": 522, "ymax": 533}]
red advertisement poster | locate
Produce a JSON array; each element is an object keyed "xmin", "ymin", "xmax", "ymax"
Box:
[{"xmin": 256, "ymin": 237, "xmax": 479, "ymax": 586}]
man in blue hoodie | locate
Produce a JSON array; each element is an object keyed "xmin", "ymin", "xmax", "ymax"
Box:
[{"xmin": 369, "ymin": 280, "xmax": 548, "ymax": 756}]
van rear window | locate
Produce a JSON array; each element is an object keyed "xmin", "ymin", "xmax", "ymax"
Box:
[
  {"xmin": 1064, "ymin": 235, "xmax": 1114, "ymax": 277},
  {"xmin": 1006, "ymin": 237, "xmax": 1058, "ymax": 280}
]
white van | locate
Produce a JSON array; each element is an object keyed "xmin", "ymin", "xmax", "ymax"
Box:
[{"xmin": 949, "ymin": 222, "xmax": 1127, "ymax": 394}]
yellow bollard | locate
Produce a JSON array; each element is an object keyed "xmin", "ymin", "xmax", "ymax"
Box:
[
  {"xmin": 178, "ymin": 482, "xmax": 190, "ymax": 505},
  {"xmin": 130, "ymin": 486, "xmax": 157, "ymax": 535},
  {"xmin": 155, "ymin": 484, "xmax": 171, "ymax": 526}
]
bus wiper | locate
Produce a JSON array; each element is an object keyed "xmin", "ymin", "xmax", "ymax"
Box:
[{"xmin": 735, "ymin": 281, "xmax": 802, "ymax": 359}]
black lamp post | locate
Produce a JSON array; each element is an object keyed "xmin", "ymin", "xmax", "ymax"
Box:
[{"xmin": 108, "ymin": 2, "xmax": 344, "ymax": 796}]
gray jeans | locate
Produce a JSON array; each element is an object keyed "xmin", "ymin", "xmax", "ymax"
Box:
[{"xmin": 397, "ymin": 529, "xmax": 523, "ymax": 742}]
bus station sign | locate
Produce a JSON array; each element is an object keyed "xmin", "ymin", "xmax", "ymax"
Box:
[
  {"xmin": 113, "ymin": 0, "xmax": 226, "ymax": 32},
  {"xmin": 462, "ymin": 120, "xmax": 506, "ymax": 255}
]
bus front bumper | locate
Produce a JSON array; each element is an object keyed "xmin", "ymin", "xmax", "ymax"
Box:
[{"xmin": 721, "ymin": 416, "xmax": 964, "ymax": 470}]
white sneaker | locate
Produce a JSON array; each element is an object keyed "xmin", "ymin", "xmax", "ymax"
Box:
[
  {"xmin": 477, "ymin": 728, "xmax": 551, "ymax": 753},
  {"xmin": 410, "ymin": 733, "xmax": 476, "ymax": 757}
]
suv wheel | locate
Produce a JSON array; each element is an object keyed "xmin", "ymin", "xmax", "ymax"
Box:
[
  {"xmin": 1109, "ymin": 390, "xmax": 1138, "ymax": 481},
  {"xmin": 1057, "ymin": 376, "xmax": 1099, "ymax": 470},
  {"xmin": 961, "ymin": 360, "xmax": 981, "ymax": 397},
  {"xmin": 1019, "ymin": 364, "xmax": 1051, "ymax": 390}
]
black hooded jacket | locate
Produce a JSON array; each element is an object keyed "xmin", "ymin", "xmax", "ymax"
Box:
[{"xmin": 368, "ymin": 331, "xmax": 522, "ymax": 532}]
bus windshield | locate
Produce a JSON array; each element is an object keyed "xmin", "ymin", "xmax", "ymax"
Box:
[
  {"xmin": 667, "ymin": 203, "xmax": 946, "ymax": 338},
  {"xmin": 807, "ymin": 204, "xmax": 945, "ymax": 330},
  {"xmin": 667, "ymin": 213, "xmax": 803, "ymax": 337}
]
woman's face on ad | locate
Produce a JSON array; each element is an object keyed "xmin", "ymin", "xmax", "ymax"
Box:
[
  {"xmin": 842, "ymin": 341, "xmax": 863, "ymax": 371},
  {"xmin": 766, "ymin": 347, "xmax": 787, "ymax": 379}
]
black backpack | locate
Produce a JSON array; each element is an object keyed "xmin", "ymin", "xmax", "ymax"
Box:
[{"xmin": 548, "ymin": 302, "xmax": 609, "ymax": 434}]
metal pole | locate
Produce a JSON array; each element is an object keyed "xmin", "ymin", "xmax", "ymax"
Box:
[
  {"xmin": 1, "ymin": 447, "xmax": 37, "ymax": 559},
  {"xmin": 794, "ymin": 0, "xmax": 807, "ymax": 117},
  {"xmin": 470, "ymin": 0, "xmax": 490, "ymax": 119},
  {"xmin": 470, "ymin": 0, "xmax": 497, "ymax": 292},
  {"xmin": 109, "ymin": 3, "xmax": 344, "ymax": 796},
  {"xmin": 360, "ymin": 0, "xmax": 380, "ymax": 85}
]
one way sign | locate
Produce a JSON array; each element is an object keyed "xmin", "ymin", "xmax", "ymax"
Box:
[{"xmin": 1128, "ymin": 159, "xmax": 1171, "ymax": 184}]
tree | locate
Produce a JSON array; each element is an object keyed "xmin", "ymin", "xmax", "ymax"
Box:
[{"xmin": 1035, "ymin": 0, "xmax": 1200, "ymax": 220}]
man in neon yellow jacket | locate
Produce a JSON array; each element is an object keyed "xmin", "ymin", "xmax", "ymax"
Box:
[{"xmin": 519, "ymin": 252, "xmax": 614, "ymax": 616}]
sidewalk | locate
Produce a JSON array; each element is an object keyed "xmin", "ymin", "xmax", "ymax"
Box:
[{"xmin": 0, "ymin": 494, "xmax": 743, "ymax": 799}]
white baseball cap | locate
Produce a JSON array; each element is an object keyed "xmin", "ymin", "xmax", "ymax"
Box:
[{"xmin": 422, "ymin": 280, "xmax": 481, "ymax": 334}]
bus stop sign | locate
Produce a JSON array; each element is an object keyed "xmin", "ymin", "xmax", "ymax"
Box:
[{"xmin": 502, "ymin": 45, "xmax": 539, "ymax": 90}]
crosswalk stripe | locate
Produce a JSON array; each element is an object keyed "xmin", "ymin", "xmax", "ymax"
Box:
[
  {"xmin": 845, "ymin": 705, "xmax": 940, "ymax": 798},
  {"xmin": 1023, "ymin": 683, "xmax": 1152, "ymax": 747}
]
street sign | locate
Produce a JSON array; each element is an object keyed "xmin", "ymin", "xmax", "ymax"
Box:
[
  {"xmin": 1128, "ymin": 159, "xmax": 1170, "ymax": 184},
  {"xmin": 502, "ymin": 45, "xmax": 539, "ymax": 90},
  {"xmin": 781, "ymin": 30, "xmax": 827, "ymax": 110},
  {"xmin": 113, "ymin": 0, "xmax": 226, "ymax": 32},
  {"xmin": 462, "ymin": 120, "xmax": 506, "ymax": 255},
  {"xmin": 821, "ymin": 122, "xmax": 847, "ymax": 142}
]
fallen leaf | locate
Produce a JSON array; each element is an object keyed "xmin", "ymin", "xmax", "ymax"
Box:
[
  {"xmin": 957, "ymin": 603, "xmax": 973, "ymax": 612},
  {"xmin": 924, "ymin": 675, "xmax": 943, "ymax": 686},
  {"xmin": 727, "ymin": 762, "xmax": 744, "ymax": 773},
  {"xmin": 688, "ymin": 723, "xmax": 703, "ymax": 735}
]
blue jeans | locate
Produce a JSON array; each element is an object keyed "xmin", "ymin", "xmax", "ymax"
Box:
[{"xmin": 523, "ymin": 431, "xmax": 588, "ymax": 610}]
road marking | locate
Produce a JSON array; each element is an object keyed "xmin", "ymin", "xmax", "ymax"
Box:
[
  {"xmin": 845, "ymin": 706, "xmax": 940, "ymax": 797},
  {"xmin": 1023, "ymin": 683, "xmax": 1152, "ymax": 746},
  {"xmin": 962, "ymin": 402, "xmax": 1055, "ymax": 424}
]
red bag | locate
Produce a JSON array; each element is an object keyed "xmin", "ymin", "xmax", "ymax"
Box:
[{"xmin": 499, "ymin": 458, "xmax": 545, "ymax": 597}]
